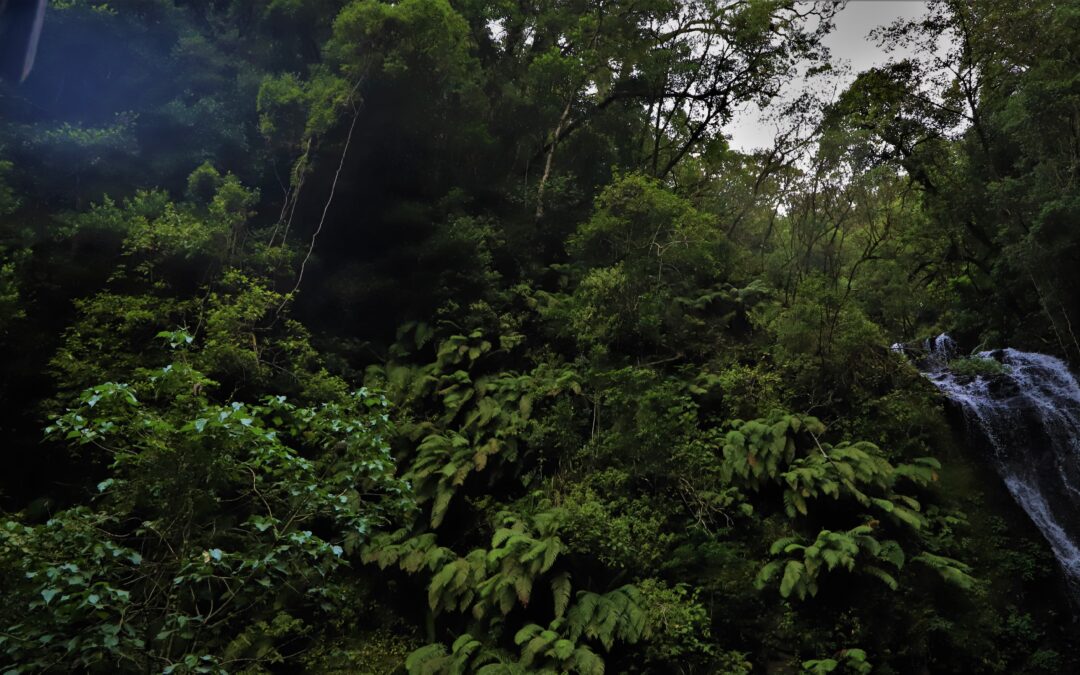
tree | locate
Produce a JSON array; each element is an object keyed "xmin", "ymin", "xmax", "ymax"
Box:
[{"xmin": 1, "ymin": 343, "xmax": 411, "ymax": 672}]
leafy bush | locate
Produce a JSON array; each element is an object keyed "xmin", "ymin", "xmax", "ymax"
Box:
[{"xmin": 0, "ymin": 346, "xmax": 411, "ymax": 673}]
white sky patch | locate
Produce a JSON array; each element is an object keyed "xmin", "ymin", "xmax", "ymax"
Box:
[
  {"xmin": 487, "ymin": 18, "xmax": 507, "ymax": 45},
  {"xmin": 726, "ymin": 0, "xmax": 929, "ymax": 152}
]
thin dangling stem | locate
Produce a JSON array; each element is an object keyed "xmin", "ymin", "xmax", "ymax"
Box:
[{"xmin": 276, "ymin": 79, "xmax": 363, "ymax": 316}]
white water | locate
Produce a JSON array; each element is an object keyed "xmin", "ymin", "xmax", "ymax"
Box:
[{"xmin": 922, "ymin": 335, "xmax": 1080, "ymax": 586}]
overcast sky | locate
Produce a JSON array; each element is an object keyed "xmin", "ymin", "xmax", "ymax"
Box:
[{"xmin": 726, "ymin": 0, "xmax": 928, "ymax": 152}]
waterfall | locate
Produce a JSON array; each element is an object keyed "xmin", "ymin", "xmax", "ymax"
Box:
[{"xmin": 920, "ymin": 335, "xmax": 1080, "ymax": 587}]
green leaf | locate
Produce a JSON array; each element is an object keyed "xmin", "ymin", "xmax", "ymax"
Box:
[
  {"xmin": 552, "ymin": 638, "xmax": 574, "ymax": 660},
  {"xmin": 755, "ymin": 561, "xmax": 782, "ymax": 590},
  {"xmin": 552, "ymin": 573, "xmax": 572, "ymax": 619},
  {"xmin": 780, "ymin": 561, "xmax": 804, "ymax": 599}
]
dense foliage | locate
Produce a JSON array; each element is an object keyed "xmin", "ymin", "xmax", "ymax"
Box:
[{"xmin": 1, "ymin": 0, "xmax": 1079, "ymax": 672}]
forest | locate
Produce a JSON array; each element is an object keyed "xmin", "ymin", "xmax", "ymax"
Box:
[{"xmin": 2, "ymin": 0, "xmax": 1080, "ymax": 672}]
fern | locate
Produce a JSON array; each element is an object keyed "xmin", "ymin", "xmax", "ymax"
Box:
[
  {"xmin": 754, "ymin": 560, "xmax": 783, "ymax": 590},
  {"xmin": 781, "ymin": 561, "xmax": 809, "ymax": 599},
  {"xmin": 406, "ymin": 643, "xmax": 450, "ymax": 675},
  {"xmin": 863, "ymin": 565, "xmax": 899, "ymax": 591},
  {"xmin": 406, "ymin": 633, "xmax": 515, "ymax": 675},
  {"xmin": 912, "ymin": 552, "xmax": 978, "ymax": 590},
  {"xmin": 392, "ymin": 335, "xmax": 587, "ymax": 534},
  {"xmin": 760, "ymin": 525, "xmax": 909, "ymax": 600},
  {"xmin": 510, "ymin": 623, "xmax": 607, "ymax": 674},
  {"xmin": 722, "ymin": 414, "xmax": 940, "ymax": 543},
  {"xmin": 362, "ymin": 531, "xmax": 454, "ymax": 573},
  {"xmin": 419, "ymin": 506, "xmax": 570, "ymax": 619},
  {"xmin": 565, "ymin": 585, "xmax": 648, "ymax": 650},
  {"xmin": 427, "ymin": 549, "xmax": 487, "ymax": 613},
  {"xmin": 552, "ymin": 572, "xmax": 572, "ymax": 618}
]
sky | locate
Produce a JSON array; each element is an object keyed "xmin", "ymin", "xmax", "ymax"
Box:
[{"xmin": 726, "ymin": 0, "xmax": 929, "ymax": 152}]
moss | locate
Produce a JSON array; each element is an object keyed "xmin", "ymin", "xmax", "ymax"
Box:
[{"xmin": 948, "ymin": 356, "xmax": 1008, "ymax": 378}]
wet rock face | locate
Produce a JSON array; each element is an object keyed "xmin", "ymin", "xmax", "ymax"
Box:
[
  {"xmin": 922, "ymin": 335, "xmax": 1080, "ymax": 589},
  {"xmin": 983, "ymin": 373, "xmax": 1021, "ymax": 399}
]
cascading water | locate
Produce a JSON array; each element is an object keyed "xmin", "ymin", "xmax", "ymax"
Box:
[{"xmin": 919, "ymin": 335, "xmax": 1080, "ymax": 588}]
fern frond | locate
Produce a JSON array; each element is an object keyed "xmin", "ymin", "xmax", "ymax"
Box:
[
  {"xmin": 552, "ymin": 572, "xmax": 572, "ymax": 619},
  {"xmin": 863, "ymin": 564, "xmax": 899, "ymax": 591},
  {"xmin": 405, "ymin": 643, "xmax": 448, "ymax": 675}
]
